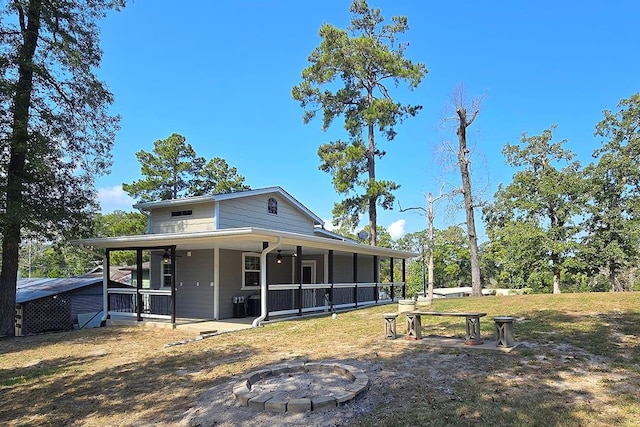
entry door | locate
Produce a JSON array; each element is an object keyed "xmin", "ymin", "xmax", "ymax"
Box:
[{"xmin": 302, "ymin": 261, "xmax": 316, "ymax": 308}]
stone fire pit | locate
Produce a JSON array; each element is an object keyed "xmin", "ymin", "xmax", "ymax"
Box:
[{"xmin": 232, "ymin": 361, "xmax": 370, "ymax": 413}]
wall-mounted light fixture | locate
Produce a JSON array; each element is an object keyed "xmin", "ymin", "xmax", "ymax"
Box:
[
  {"xmin": 163, "ymin": 249, "xmax": 171, "ymax": 264},
  {"xmin": 276, "ymin": 250, "xmax": 282, "ymax": 264}
]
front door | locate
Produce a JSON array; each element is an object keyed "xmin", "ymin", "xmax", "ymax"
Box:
[{"xmin": 302, "ymin": 260, "xmax": 316, "ymax": 308}]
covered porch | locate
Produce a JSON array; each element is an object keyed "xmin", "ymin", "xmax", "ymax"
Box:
[{"xmin": 76, "ymin": 227, "xmax": 415, "ymax": 327}]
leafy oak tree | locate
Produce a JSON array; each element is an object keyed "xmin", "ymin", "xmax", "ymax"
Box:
[
  {"xmin": 484, "ymin": 127, "xmax": 586, "ymax": 294},
  {"xmin": 122, "ymin": 133, "xmax": 249, "ymax": 202},
  {"xmin": 0, "ymin": 0, "xmax": 125, "ymax": 337},
  {"xmin": 582, "ymin": 94, "xmax": 640, "ymax": 291},
  {"xmin": 292, "ymin": 0, "xmax": 426, "ymax": 246},
  {"xmin": 18, "ymin": 210, "xmax": 146, "ymax": 278},
  {"xmin": 93, "ymin": 210, "xmax": 147, "ymax": 266}
]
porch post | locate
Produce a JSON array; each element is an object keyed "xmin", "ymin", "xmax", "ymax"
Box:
[
  {"xmin": 390, "ymin": 257, "xmax": 395, "ymax": 301},
  {"xmin": 170, "ymin": 245, "xmax": 176, "ymax": 325},
  {"xmin": 296, "ymin": 245, "xmax": 303, "ymax": 316},
  {"xmin": 402, "ymin": 258, "xmax": 407, "ymax": 299},
  {"xmin": 373, "ymin": 256, "xmax": 379, "ymax": 303},
  {"xmin": 263, "ymin": 242, "xmax": 270, "ymax": 321},
  {"xmin": 213, "ymin": 246, "xmax": 219, "ymax": 320},
  {"xmin": 328, "ymin": 250, "xmax": 334, "ymax": 312},
  {"xmin": 353, "ymin": 253, "xmax": 358, "ymax": 308},
  {"xmin": 136, "ymin": 248, "xmax": 143, "ymax": 321},
  {"xmin": 104, "ymin": 248, "xmax": 111, "ymax": 321}
]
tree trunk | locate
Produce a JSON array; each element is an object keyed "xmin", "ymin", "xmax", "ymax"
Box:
[
  {"xmin": 456, "ymin": 108, "xmax": 482, "ymax": 297},
  {"xmin": 367, "ymin": 120, "xmax": 377, "ymax": 246},
  {"xmin": 551, "ymin": 253, "xmax": 562, "ymax": 294},
  {"xmin": 427, "ymin": 192, "xmax": 435, "ymax": 299},
  {"xmin": 0, "ymin": 0, "xmax": 41, "ymax": 337},
  {"xmin": 608, "ymin": 262, "xmax": 621, "ymax": 292}
]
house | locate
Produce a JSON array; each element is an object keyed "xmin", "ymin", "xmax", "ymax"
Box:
[{"xmin": 74, "ymin": 187, "xmax": 416, "ymax": 327}]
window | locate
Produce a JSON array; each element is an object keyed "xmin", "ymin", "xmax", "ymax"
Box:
[
  {"xmin": 267, "ymin": 198, "xmax": 278, "ymax": 214},
  {"xmin": 242, "ymin": 253, "xmax": 261, "ymax": 288},
  {"xmin": 171, "ymin": 210, "xmax": 193, "ymax": 217},
  {"xmin": 161, "ymin": 258, "xmax": 173, "ymax": 288}
]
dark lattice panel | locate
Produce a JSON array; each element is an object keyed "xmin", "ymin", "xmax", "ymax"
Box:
[{"xmin": 22, "ymin": 292, "xmax": 73, "ymax": 335}]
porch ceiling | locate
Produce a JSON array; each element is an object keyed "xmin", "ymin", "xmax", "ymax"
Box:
[{"xmin": 73, "ymin": 227, "xmax": 418, "ymax": 259}]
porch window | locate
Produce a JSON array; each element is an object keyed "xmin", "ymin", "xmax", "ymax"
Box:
[
  {"xmin": 242, "ymin": 253, "xmax": 261, "ymax": 289},
  {"xmin": 267, "ymin": 198, "xmax": 278, "ymax": 214},
  {"xmin": 161, "ymin": 258, "xmax": 173, "ymax": 288}
]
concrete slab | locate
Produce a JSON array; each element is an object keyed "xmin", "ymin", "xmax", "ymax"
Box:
[
  {"xmin": 390, "ymin": 334, "xmax": 521, "ymax": 352},
  {"xmin": 106, "ymin": 316, "xmax": 254, "ymax": 334}
]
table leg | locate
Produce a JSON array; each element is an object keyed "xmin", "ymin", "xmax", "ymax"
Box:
[
  {"xmin": 465, "ymin": 316, "xmax": 483, "ymax": 345},
  {"xmin": 405, "ymin": 313, "xmax": 422, "ymax": 340}
]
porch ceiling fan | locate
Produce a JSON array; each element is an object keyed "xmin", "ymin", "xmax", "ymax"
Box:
[
  {"xmin": 160, "ymin": 248, "xmax": 182, "ymax": 264},
  {"xmin": 274, "ymin": 250, "xmax": 297, "ymax": 264}
]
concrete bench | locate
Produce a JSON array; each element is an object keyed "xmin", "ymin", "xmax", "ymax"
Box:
[
  {"xmin": 382, "ymin": 313, "xmax": 399, "ymax": 339},
  {"xmin": 406, "ymin": 311, "xmax": 487, "ymax": 345},
  {"xmin": 494, "ymin": 316, "xmax": 515, "ymax": 347}
]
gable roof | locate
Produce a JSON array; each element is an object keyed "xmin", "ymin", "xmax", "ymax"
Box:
[{"xmin": 133, "ymin": 186, "xmax": 324, "ymax": 227}]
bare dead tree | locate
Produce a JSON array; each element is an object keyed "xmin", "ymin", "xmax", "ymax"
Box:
[
  {"xmin": 453, "ymin": 87, "xmax": 483, "ymax": 296},
  {"xmin": 399, "ymin": 184, "xmax": 451, "ymax": 299},
  {"xmin": 438, "ymin": 85, "xmax": 485, "ymax": 297}
]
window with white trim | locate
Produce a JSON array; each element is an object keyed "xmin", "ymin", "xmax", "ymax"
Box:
[
  {"xmin": 267, "ymin": 197, "xmax": 278, "ymax": 214},
  {"xmin": 242, "ymin": 252, "xmax": 261, "ymax": 288},
  {"xmin": 161, "ymin": 258, "xmax": 173, "ymax": 288}
]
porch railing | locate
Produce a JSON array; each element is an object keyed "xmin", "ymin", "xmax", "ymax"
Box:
[
  {"xmin": 266, "ymin": 281, "xmax": 405, "ymax": 318},
  {"xmin": 107, "ymin": 288, "xmax": 172, "ymax": 320},
  {"xmin": 106, "ymin": 281, "xmax": 404, "ymax": 321}
]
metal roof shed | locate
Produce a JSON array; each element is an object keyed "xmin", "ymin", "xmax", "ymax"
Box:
[{"xmin": 16, "ymin": 274, "xmax": 106, "ymax": 336}]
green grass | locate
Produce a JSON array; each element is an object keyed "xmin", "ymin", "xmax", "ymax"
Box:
[{"xmin": 0, "ymin": 292, "xmax": 639, "ymax": 426}]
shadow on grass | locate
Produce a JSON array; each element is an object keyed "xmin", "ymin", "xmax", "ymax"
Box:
[
  {"xmin": 351, "ymin": 304, "xmax": 640, "ymax": 426},
  {"xmin": 0, "ymin": 340, "xmax": 254, "ymax": 425},
  {"xmin": 1, "ymin": 299, "xmax": 639, "ymax": 426},
  {"xmin": 515, "ymin": 310, "xmax": 640, "ymax": 364},
  {"xmin": 0, "ymin": 326, "xmax": 133, "ymax": 357}
]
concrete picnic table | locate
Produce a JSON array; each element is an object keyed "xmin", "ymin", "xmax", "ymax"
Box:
[{"xmin": 405, "ymin": 311, "xmax": 487, "ymax": 345}]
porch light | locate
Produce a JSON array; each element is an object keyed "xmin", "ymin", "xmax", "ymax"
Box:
[
  {"xmin": 163, "ymin": 249, "xmax": 171, "ymax": 264},
  {"xmin": 276, "ymin": 250, "xmax": 282, "ymax": 264}
]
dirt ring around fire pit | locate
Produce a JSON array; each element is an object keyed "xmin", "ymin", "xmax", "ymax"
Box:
[{"xmin": 232, "ymin": 361, "xmax": 370, "ymax": 413}]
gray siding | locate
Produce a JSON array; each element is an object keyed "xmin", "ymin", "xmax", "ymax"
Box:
[
  {"xmin": 266, "ymin": 254, "xmax": 325, "ymax": 284},
  {"xmin": 218, "ymin": 249, "xmax": 246, "ymax": 319},
  {"xmin": 149, "ymin": 201, "xmax": 215, "ymax": 234},
  {"xmin": 332, "ymin": 253, "xmax": 375, "ymax": 283},
  {"xmin": 217, "ymin": 194, "xmax": 315, "ymax": 235},
  {"xmin": 149, "ymin": 253, "xmax": 161, "ymax": 288},
  {"xmin": 148, "ymin": 250, "xmax": 380, "ymax": 320},
  {"xmin": 268, "ymin": 255, "xmax": 293, "ymax": 284},
  {"xmin": 175, "ymin": 250, "xmax": 214, "ymax": 318}
]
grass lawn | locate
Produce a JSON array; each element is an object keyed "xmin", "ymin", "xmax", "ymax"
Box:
[{"xmin": 1, "ymin": 292, "xmax": 639, "ymax": 426}]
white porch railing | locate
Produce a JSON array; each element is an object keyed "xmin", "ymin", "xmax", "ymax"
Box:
[
  {"xmin": 107, "ymin": 288, "xmax": 172, "ymax": 320},
  {"xmin": 106, "ymin": 281, "xmax": 405, "ymax": 321},
  {"xmin": 265, "ymin": 281, "xmax": 405, "ymax": 318}
]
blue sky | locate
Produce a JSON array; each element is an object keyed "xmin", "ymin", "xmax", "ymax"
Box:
[{"xmin": 95, "ymin": 0, "xmax": 639, "ymax": 240}]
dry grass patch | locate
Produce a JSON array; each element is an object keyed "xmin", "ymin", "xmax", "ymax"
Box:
[{"xmin": 1, "ymin": 292, "xmax": 639, "ymax": 426}]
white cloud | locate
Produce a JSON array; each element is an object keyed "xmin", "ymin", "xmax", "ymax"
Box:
[
  {"xmin": 97, "ymin": 185, "xmax": 136, "ymax": 213},
  {"xmin": 322, "ymin": 218, "xmax": 336, "ymax": 231},
  {"xmin": 388, "ymin": 219, "xmax": 406, "ymax": 240}
]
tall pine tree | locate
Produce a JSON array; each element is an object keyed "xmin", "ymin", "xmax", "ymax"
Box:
[
  {"xmin": 292, "ymin": 0, "xmax": 426, "ymax": 245},
  {"xmin": 0, "ymin": 0, "xmax": 125, "ymax": 337}
]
